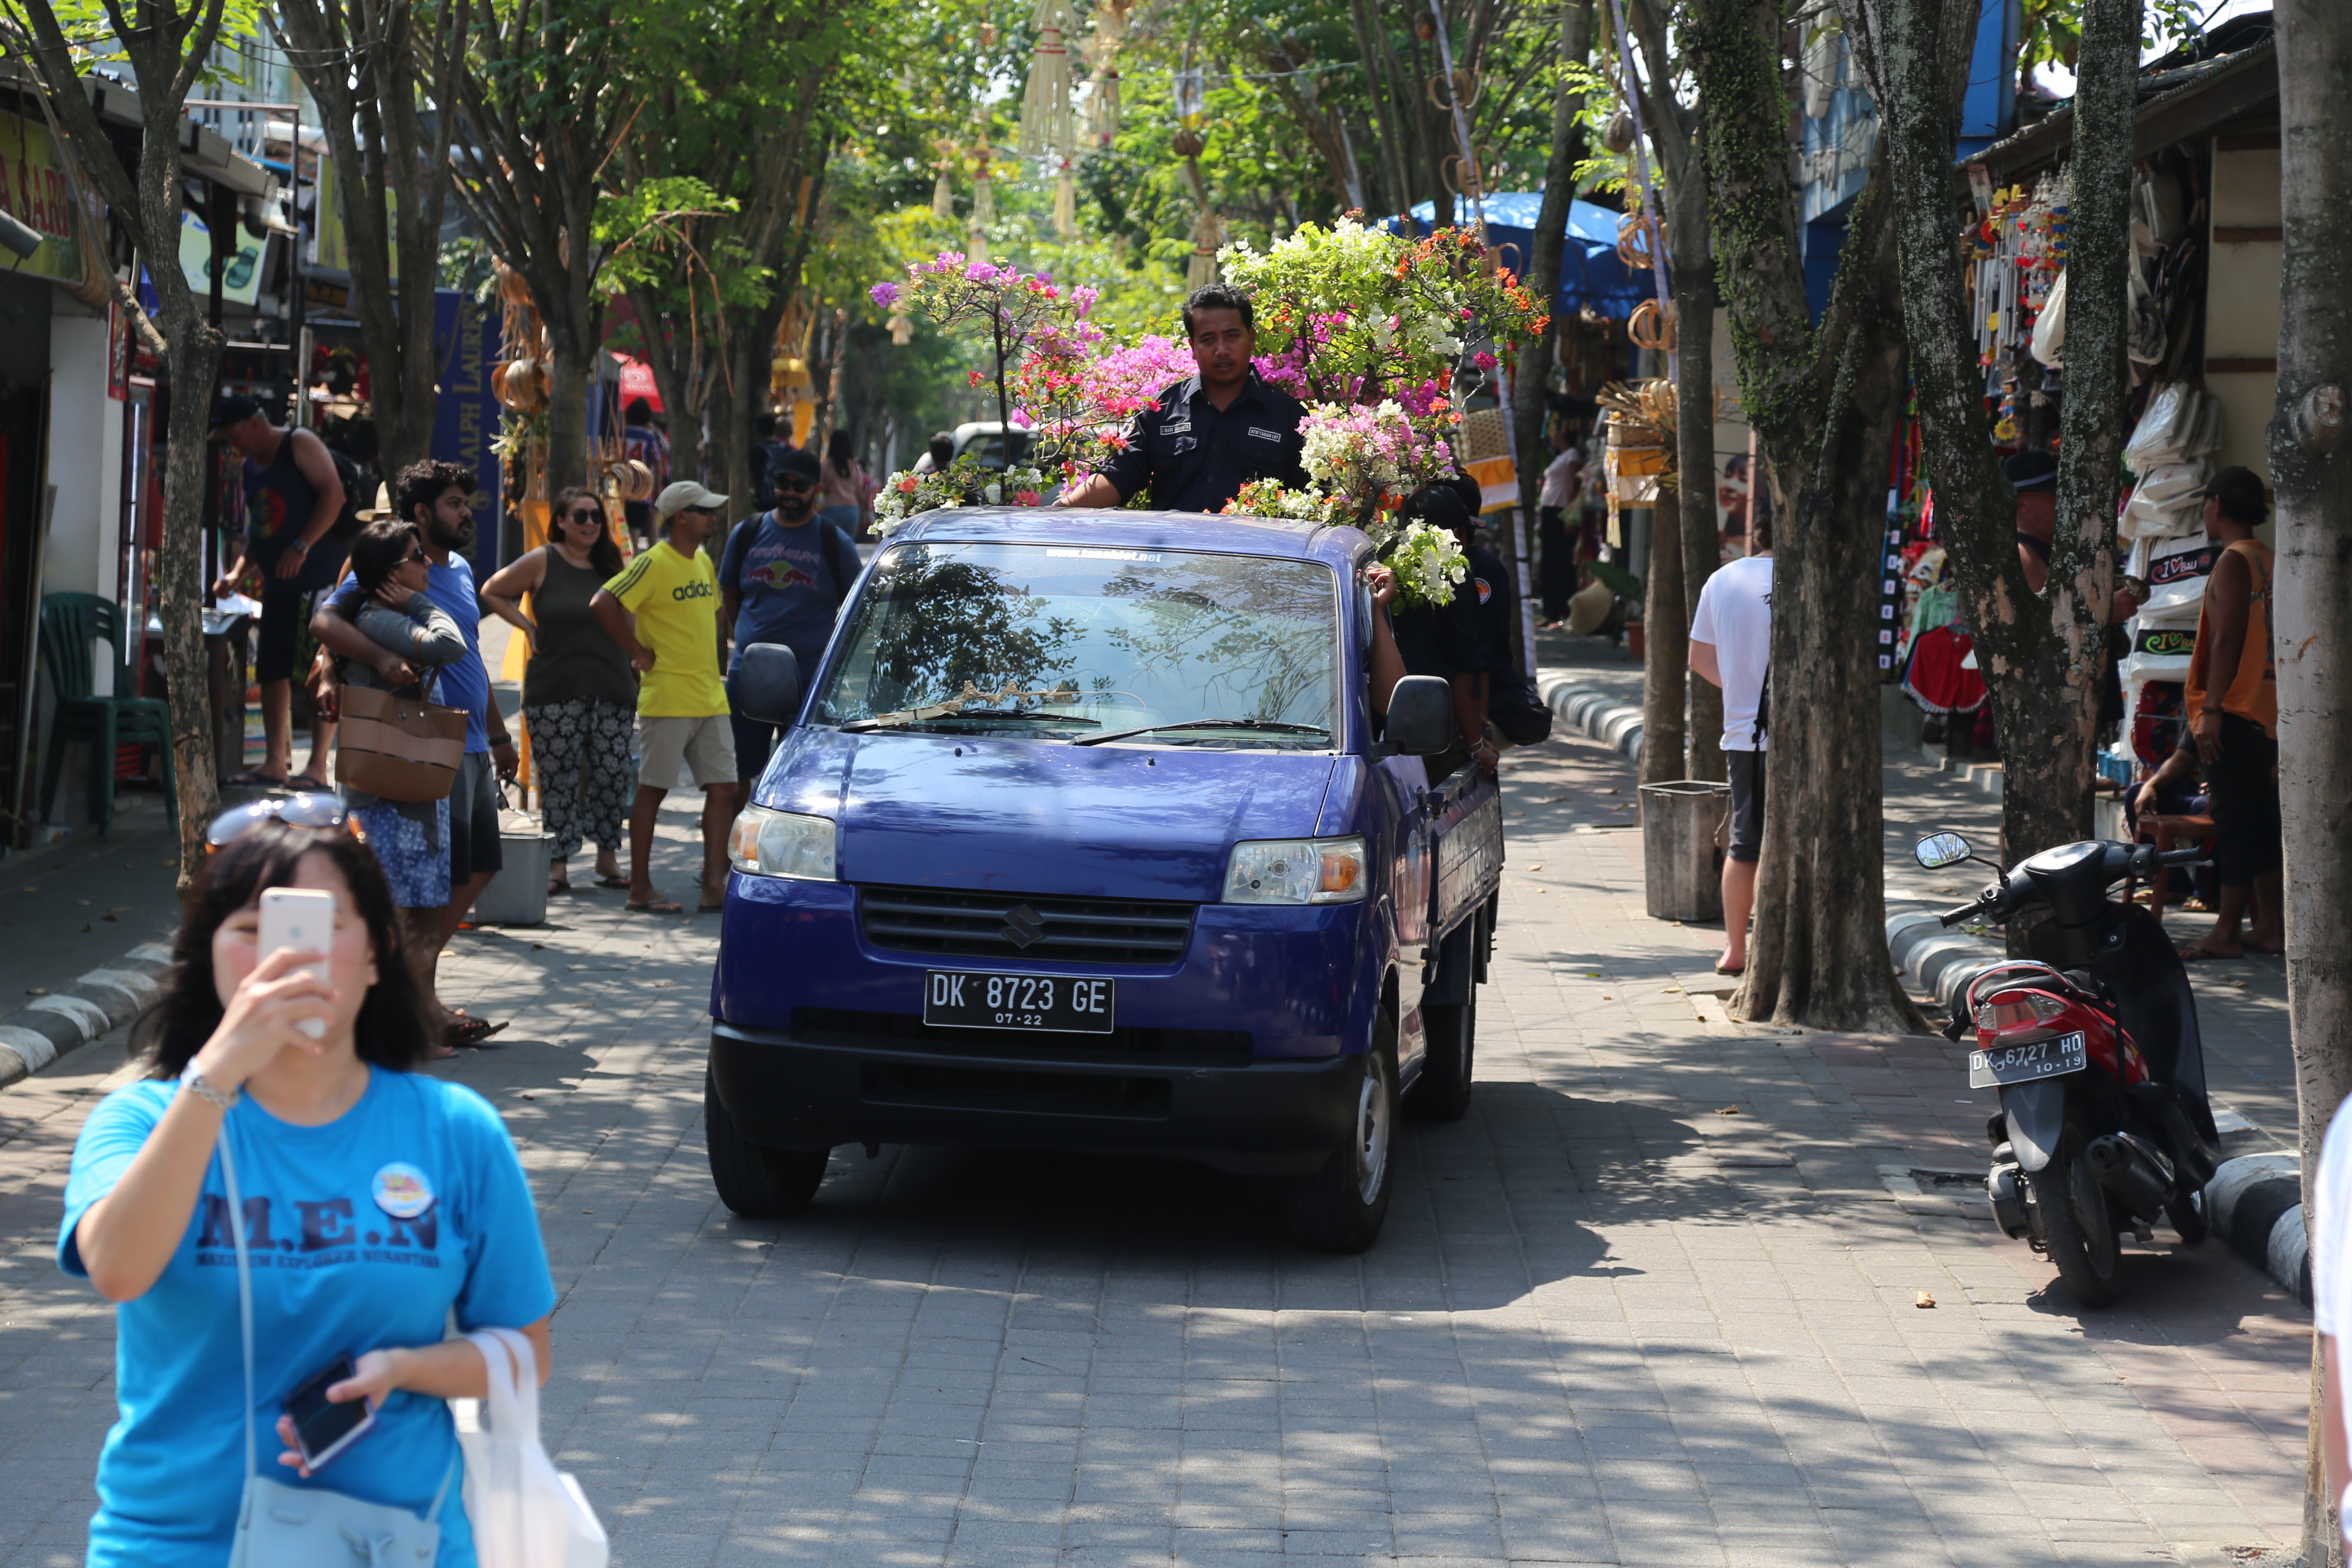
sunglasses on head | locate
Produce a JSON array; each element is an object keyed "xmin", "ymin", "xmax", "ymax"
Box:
[{"xmin": 206, "ymin": 793, "xmax": 351, "ymax": 849}]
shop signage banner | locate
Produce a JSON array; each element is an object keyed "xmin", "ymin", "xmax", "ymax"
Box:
[
  {"xmin": 0, "ymin": 109, "xmax": 83, "ymax": 285},
  {"xmin": 432, "ymin": 288, "xmax": 502, "ymax": 577},
  {"xmin": 179, "ymin": 211, "xmax": 264, "ymax": 307}
]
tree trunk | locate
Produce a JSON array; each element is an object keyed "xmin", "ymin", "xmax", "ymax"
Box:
[
  {"xmin": 1668, "ymin": 142, "xmax": 1725, "ymax": 782},
  {"xmin": 1687, "ymin": 0, "xmax": 1923, "ymax": 1033},
  {"xmin": 1863, "ymin": 0, "xmax": 2126, "ymax": 879},
  {"xmin": 2271, "ymin": 0, "xmax": 2352, "ymax": 1558},
  {"xmin": 1639, "ymin": 498, "xmax": 1688, "ymax": 785},
  {"xmin": 156, "ymin": 309, "xmax": 227, "ymax": 879},
  {"xmin": 1511, "ymin": 0, "xmax": 1595, "ymax": 678},
  {"xmin": 1744, "ymin": 238, "xmax": 1918, "ymax": 1027},
  {"xmin": 543, "ymin": 315, "xmax": 592, "ymax": 505}
]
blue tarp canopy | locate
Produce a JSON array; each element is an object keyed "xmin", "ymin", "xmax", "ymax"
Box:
[{"xmin": 1395, "ymin": 195, "xmax": 1660, "ymax": 319}]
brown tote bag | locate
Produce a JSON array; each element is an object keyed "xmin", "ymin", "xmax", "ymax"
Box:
[{"xmin": 335, "ymin": 674, "xmax": 468, "ymax": 802}]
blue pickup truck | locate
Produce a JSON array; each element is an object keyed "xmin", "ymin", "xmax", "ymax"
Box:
[{"xmin": 707, "ymin": 508, "xmax": 1504, "ymax": 1250}]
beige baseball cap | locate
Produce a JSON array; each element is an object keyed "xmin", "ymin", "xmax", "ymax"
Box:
[{"xmin": 656, "ymin": 480, "xmax": 728, "ymax": 519}]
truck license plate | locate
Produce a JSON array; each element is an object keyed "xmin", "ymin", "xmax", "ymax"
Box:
[
  {"xmin": 1968, "ymin": 1030, "xmax": 2087, "ymax": 1089},
  {"xmin": 923, "ymin": 971, "xmax": 1116, "ymax": 1034}
]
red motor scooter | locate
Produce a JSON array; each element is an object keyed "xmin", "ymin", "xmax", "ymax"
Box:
[{"xmin": 1916, "ymin": 831, "xmax": 2222, "ymax": 1308}]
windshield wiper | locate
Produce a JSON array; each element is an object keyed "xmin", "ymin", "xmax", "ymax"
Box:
[
  {"xmin": 1071, "ymin": 718, "xmax": 1331, "ymax": 747},
  {"xmin": 842, "ymin": 708, "xmax": 1102, "ymax": 733}
]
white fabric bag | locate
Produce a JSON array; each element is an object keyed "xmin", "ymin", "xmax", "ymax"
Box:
[
  {"xmin": 458, "ymin": 1329, "xmax": 608, "ymax": 1568},
  {"xmin": 2030, "ymin": 269, "xmax": 2067, "ymax": 367}
]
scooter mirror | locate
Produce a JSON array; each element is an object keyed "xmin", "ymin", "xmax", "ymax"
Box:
[{"xmin": 1915, "ymin": 832, "xmax": 1972, "ymax": 870}]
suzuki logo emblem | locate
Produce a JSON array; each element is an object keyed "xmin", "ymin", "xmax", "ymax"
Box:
[{"xmin": 1001, "ymin": 904, "xmax": 1046, "ymax": 948}]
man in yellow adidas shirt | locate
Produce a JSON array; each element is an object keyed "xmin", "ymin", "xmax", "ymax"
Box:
[{"xmin": 593, "ymin": 481, "xmax": 737, "ymax": 914}]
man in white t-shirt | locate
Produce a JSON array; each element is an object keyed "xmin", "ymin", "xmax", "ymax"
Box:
[{"xmin": 1687, "ymin": 512, "xmax": 1773, "ymax": 975}]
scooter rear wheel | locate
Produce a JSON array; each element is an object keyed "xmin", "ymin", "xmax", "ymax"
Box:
[{"xmin": 2031, "ymin": 1135, "xmax": 2122, "ymax": 1308}]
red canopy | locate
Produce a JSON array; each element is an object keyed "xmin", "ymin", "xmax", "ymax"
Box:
[{"xmin": 614, "ymin": 355, "xmax": 662, "ymax": 413}]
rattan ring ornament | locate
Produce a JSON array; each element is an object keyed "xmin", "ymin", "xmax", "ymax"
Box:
[
  {"xmin": 1617, "ymin": 214, "xmax": 1658, "ymax": 270},
  {"xmin": 1628, "ymin": 298, "xmax": 1676, "ymax": 353},
  {"xmin": 624, "ymin": 460, "xmax": 655, "ymax": 502}
]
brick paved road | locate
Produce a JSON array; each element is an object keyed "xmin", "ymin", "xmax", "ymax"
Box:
[{"xmin": 0, "ymin": 729, "xmax": 2309, "ymax": 1567}]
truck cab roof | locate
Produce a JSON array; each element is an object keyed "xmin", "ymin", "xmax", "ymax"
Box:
[{"xmin": 886, "ymin": 507, "xmax": 1372, "ymax": 573}]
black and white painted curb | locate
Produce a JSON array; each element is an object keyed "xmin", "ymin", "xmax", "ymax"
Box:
[
  {"xmin": 1886, "ymin": 910, "xmax": 2008, "ymax": 1011},
  {"xmin": 0, "ymin": 942, "xmax": 172, "ymax": 1090},
  {"xmin": 2208, "ymin": 1152, "xmax": 2311, "ymax": 1306},
  {"xmin": 1536, "ymin": 672, "xmax": 1645, "ymax": 767}
]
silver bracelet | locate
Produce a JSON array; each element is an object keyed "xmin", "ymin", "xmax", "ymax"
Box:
[{"xmin": 183, "ymin": 1072, "xmax": 239, "ymax": 1111}]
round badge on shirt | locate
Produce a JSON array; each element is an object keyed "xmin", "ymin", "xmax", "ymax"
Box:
[{"xmin": 371, "ymin": 1162, "xmax": 435, "ymax": 1219}]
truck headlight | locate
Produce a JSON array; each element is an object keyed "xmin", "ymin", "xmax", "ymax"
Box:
[
  {"xmin": 1223, "ymin": 836, "xmax": 1367, "ymax": 904},
  {"xmin": 728, "ymin": 805, "xmax": 837, "ymax": 881}
]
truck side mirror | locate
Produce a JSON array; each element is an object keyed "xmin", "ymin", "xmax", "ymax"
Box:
[
  {"xmin": 734, "ymin": 643, "xmax": 802, "ymax": 726},
  {"xmin": 1384, "ymin": 675, "xmax": 1453, "ymax": 756}
]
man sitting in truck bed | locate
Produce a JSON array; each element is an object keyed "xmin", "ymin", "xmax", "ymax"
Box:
[{"xmin": 1363, "ymin": 485, "xmax": 1495, "ymax": 782}]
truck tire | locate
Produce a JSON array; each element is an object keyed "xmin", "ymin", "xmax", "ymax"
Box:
[
  {"xmin": 704, "ymin": 1067, "xmax": 830, "ymax": 1218},
  {"xmin": 1285, "ymin": 1016, "xmax": 1397, "ymax": 1253},
  {"xmin": 1405, "ymin": 992, "xmax": 1475, "ymax": 1122}
]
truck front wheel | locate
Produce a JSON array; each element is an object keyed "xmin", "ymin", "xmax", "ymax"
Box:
[
  {"xmin": 704, "ymin": 1066, "xmax": 830, "ymax": 1217},
  {"xmin": 1285, "ymin": 1014, "xmax": 1397, "ymax": 1253}
]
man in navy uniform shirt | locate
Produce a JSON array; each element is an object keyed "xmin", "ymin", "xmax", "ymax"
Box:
[{"xmin": 1057, "ymin": 282, "xmax": 1310, "ymax": 512}]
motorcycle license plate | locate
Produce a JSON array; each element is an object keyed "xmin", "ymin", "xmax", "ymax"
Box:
[
  {"xmin": 1969, "ymin": 1031, "xmax": 2087, "ymax": 1090},
  {"xmin": 923, "ymin": 971, "xmax": 1115, "ymax": 1034}
]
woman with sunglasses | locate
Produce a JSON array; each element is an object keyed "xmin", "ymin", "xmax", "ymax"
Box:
[
  {"xmin": 481, "ymin": 488, "xmax": 637, "ymax": 894},
  {"xmin": 333, "ymin": 522, "xmax": 471, "ymax": 935},
  {"xmin": 58, "ymin": 809, "xmax": 557, "ymax": 1567}
]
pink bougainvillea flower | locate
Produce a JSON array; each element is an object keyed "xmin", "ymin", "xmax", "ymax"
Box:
[
  {"xmin": 1472, "ymin": 351, "xmax": 1498, "ymax": 370},
  {"xmin": 870, "ymin": 282, "xmax": 900, "ymax": 307}
]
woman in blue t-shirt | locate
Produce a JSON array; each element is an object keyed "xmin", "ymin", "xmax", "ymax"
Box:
[{"xmin": 59, "ymin": 805, "xmax": 558, "ymax": 1566}]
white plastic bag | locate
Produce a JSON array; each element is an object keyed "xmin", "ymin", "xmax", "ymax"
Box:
[
  {"xmin": 2123, "ymin": 383, "xmax": 2197, "ymax": 472},
  {"xmin": 459, "ymin": 1329, "xmax": 609, "ymax": 1568},
  {"xmin": 2030, "ymin": 270, "xmax": 2067, "ymax": 367}
]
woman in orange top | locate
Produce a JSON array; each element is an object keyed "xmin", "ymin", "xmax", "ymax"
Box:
[{"xmin": 2178, "ymin": 466, "xmax": 2280, "ymax": 960}]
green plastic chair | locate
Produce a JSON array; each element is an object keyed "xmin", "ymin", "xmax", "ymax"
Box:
[{"xmin": 38, "ymin": 593, "xmax": 176, "ymax": 836}]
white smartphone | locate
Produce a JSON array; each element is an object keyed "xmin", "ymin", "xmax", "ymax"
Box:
[{"xmin": 257, "ymin": 887, "xmax": 336, "ymax": 1039}]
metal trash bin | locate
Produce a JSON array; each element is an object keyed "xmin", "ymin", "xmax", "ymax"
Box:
[
  {"xmin": 1639, "ymin": 779, "xmax": 1730, "ymax": 922},
  {"xmin": 470, "ymin": 806, "xmax": 555, "ymax": 927}
]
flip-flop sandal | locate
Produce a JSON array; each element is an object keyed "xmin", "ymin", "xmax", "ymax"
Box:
[
  {"xmin": 443, "ymin": 1015, "xmax": 509, "ymax": 1045},
  {"xmin": 2177, "ymin": 943, "xmax": 2243, "ymax": 962},
  {"xmin": 592, "ymin": 875, "xmax": 631, "ymax": 889},
  {"xmin": 698, "ymin": 899, "xmax": 726, "ymax": 913},
  {"xmin": 1714, "ymin": 963, "xmax": 1746, "ymax": 976},
  {"xmin": 548, "ymin": 879, "xmax": 573, "ymax": 895},
  {"xmin": 224, "ymin": 769, "xmax": 288, "ymax": 788},
  {"xmin": 627, "ymin": 898, "xmax": 685, "ymax": 914},
  {"xmin": 285, "ymin": 772, "xmax": 330, "ymax": 791}
]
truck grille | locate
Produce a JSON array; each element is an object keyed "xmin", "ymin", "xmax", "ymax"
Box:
[
  {"xmin": 796, "ymin": 1008, "xmax": 1246, "ymax": 1060},
  {"xmin": 857, "ymin": 885, "xmax": 1196, "ymax": 965}
]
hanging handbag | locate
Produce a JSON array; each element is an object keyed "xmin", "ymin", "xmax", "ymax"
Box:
[
  {"xmin": 458, "ymin": 1328, "xmax": 608, "ymax": 1568},
  {"xmin": 220, "ymin": 1136, "xmax": 457, "ymax": 1568},
  {"xmin": 337, "ymin": 668, "xmax": 468, "ymax": 803}
]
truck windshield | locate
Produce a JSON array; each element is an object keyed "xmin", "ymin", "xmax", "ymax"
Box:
[{"xmin": 812, "ymin": 542, "xmax": 1340, "ymax": 747}]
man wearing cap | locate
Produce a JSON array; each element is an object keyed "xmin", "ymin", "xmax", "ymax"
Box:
[
  {"xmin": 720, "ymin": 445, "xmax": 858, "ymax": 791},
  {"xmin": 209, "ymin": 392, "xmax": 348, "ymax": 789},
  {"xmin": 593, "ymin": 481, "xmax": 736, "ymax": 914},
  {"xmin": 1054, "ymin": 282, "xmax": 1309, "ymax": 513},
  {"xmin": 2179, "ymin": 466, "xmax": 2281, "ymax": 960}
]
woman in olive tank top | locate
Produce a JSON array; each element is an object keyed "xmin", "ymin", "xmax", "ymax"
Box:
[{"xmin": 481, "ymin": 490, "xmax": 640, "ymax": 892}]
